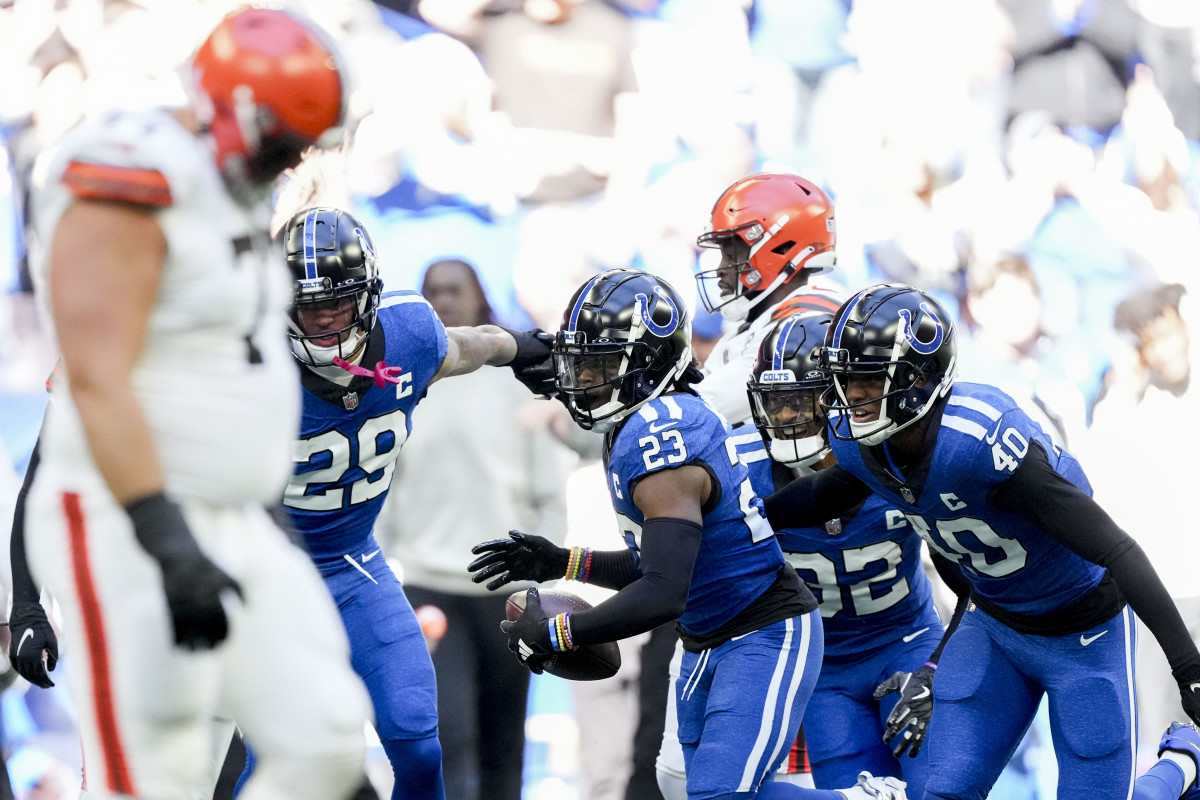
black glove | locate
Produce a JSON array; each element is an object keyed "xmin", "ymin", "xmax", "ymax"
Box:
[
  {"xmin": 874, "ymin": 665, "xmax": 936, "ymax": 757},
  {"xmin": 468, "ymin": 530, "xmax": 569, "ymax": 591},
  {"xmin": 126, "ymin": 492, "xmax": 243, "ymax": 650},
  {"xmin": 503, "ymin": 328, "xmax": 557, "ymax": 398},
  {"xmin": 499, "ymin": 587, "xmax": 554, "ymax": 674},
  {"xmin": 1176, "ymin": 662, "xmax": 1200, "ymax": 726},
  {"xmin": 8, "ymin": 602, "xmax": 58, "ymax": 689}
]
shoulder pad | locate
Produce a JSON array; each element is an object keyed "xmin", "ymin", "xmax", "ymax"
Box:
[{"xmin": 52, "ymin": 109, "xmax": 202, "ymax": 207}]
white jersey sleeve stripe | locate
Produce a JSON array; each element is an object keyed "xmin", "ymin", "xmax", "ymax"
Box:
[
  {"xmin": 947, "ymin": 394, "xmax": 1002, "ymax": 420},
  {"xmin": 942, "ymin": 413, "xmax": 988, "ymax": 440}
]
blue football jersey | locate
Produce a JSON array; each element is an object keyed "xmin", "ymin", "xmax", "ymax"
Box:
[
  {"xmin": 284, "ymin": 291, "xmax": 449, "ymax": 559},
  {"xmin": 733, "ymin": 430, "xmax": 935, "ymax": 659},
  {"xmin": 830, "ymin": 382, "xmax": 1105, "ymax": 616},
  {"xmin": 605, "ymin": 394, "xmax": 785, "ymax": 635}
]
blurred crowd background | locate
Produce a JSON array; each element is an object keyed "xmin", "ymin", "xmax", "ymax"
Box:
[{"xmin": 2, "ymin": 0, "xmax": 1200, "ymax": 798}]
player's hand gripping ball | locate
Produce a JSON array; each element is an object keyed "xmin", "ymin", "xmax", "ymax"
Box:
[{"xmin": 503, "ymin": 588, "xmax": 621, "ymax": 681}]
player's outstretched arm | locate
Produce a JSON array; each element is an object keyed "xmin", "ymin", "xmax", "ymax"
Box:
[{"xmin": 433, "ymin": 325, "xmax": 553, "ymax": 384}]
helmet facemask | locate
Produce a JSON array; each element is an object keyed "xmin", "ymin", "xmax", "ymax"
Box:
[
  {"xmin": 822, "ymin": 352, "xmax": 943, "ymax": 446},
  {"xmin": 696, "ymin": 225, "xmax": 800, "ymax": 322},
  {"xmin": 749, "ymin": 383, "xmax": 830, "ymax": 469},
  {"xmin": 554, "ymin": 335, "xmax": 690, "ymax": 433},
  {"xmin": 289, "ymin": 286, "xmax": 377, "ymax": 367}
]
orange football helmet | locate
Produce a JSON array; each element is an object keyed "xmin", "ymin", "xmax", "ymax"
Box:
[
  {"xmin": 696, "ymin": 173, "xmax": 837, "ymax": 321},
  {"xmin": 192, "ymin": 7, "xmax": 347, "ymax": 194}
]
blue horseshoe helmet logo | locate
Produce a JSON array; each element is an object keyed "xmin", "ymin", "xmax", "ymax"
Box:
[
  {"xmin": 897, "ymin": 302, "xmax": 944, "ymax": 355},
  {"xmin": 635, "ymin": 286, "xmax": 681, "ymax": 337}
]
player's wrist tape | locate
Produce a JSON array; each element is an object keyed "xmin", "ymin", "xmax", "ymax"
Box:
[
  {"xmin": 564, "ymin": 547, "xmax": 593, "ymax": 582},
  {"xmin": 548, "ymin": 612, "xmax": 575, "ymax": 652}
]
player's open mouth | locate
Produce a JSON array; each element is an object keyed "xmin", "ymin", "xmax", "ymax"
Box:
[
  {"xmin": 852, "ymin": 409, "xmax": 877, "ymax": 422},
  {"xmin": 312, "ymin": 333, "xmax": 341, "ymax": 347}
]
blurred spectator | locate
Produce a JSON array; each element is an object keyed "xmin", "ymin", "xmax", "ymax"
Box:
[
  {"xmin": 975, "ymin": 112, "xmax": 1151, "ymax": 411},
  {"xmin": 419, "ymin": 0, "xmax": 645, "ymax": 205},
  {"xmin": 1129, "ymin": 0, "xmax": 1200, "ymax": 142},
  {"xmin": 998, "ymin": 0, "xmax": 1143, "ymax": 143},
  {"xmin": 957, "ymin": 254, "xmax": 1089, "ymax": 446},
  {"xmin": 379, "ymin": 258, "xmax": 575, "ymax": 800},
  {"xmin": 1084, "ymin": 281, "xmax": 1200, "ymax": 769}
]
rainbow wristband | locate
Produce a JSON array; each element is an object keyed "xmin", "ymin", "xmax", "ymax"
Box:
[
  {"xmin": 559, "ymin": 613, "xmax": 575, "ymax": 650},
  {"xmin": 547, "ymin": 613, "xmax": 574, "ymax": 652}
]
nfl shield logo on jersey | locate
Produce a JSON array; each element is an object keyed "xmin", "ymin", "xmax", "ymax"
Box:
[
  {"xmin": 824, "ymin": 518, "xmax": 843, "ymax": 536},
  {"xmin": 342, "ymin": 391, "xmax": 360, "ymax": 411},
  {"xmin": 900, "ymin": 487, "xmax": 915, "ymax": 504}
]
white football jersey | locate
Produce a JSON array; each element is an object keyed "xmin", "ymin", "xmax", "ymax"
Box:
[
  {"xmin": 699, "ymin": 280, "xmax": 846, "ymax": 427},
  {"xmin": 33, "ymin": 107, "xmax": 299, "ymax": 505}
]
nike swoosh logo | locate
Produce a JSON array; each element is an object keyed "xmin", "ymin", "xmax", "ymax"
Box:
[
  {"xmin": 648, "ymin": 421, "xmax": 678, "ymax": 433},
  {"xmin": 1190, "ymin": 682, "xmax": 1200, "ymax": 693},
  {"xmin": 985, "ymin": 419, "xmax": 1003, "ymax": 445},
  {"xmin": 361, "ymin": 549, "xmax": 380, "ymax": 563},
  {"xmin": 15, "ymin": 628, "xmax": 33, "ymax": 657},
  {"xmin": 912, "ymin": 687, "xmax": 931, "ymax": 700},
  {"xmin": 1080, "ymin": 630, "xmax": 1108, "ymax": 646},
  {"xmin": 902, "ymin": 627, "xmax": 930, "ymax": 643}
]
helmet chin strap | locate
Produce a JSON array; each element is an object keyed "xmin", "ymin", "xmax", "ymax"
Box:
[
  {"xmin": 720, "ymin": 269, "xmax": 792, "ymax": 323},
  {"xmin": 768, "ymin": 435, "xmax": 829, "ymax": 469}
]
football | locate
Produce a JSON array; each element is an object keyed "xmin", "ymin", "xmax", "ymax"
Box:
[{"xmin": 506, "ymin": 589, "xmax": 621, "ymax": 681}]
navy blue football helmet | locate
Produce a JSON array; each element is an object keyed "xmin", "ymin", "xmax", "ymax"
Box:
[
  {"xmin": 748, "ymin": 312, "xmax": 833, "ymax": 469},
  {"xmin": 284, "ymin": 207, "xmax": 383, "ymax": 366},
  {"xmin": 821, "ymin": 284, "xmax": 957, "ymax": 445},
  {"xmin": 554, "ymin": 269, "xmax": 694, "ymax": 432}
]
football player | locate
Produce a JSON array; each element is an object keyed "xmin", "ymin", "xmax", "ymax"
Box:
[
  {"xmin": 468, "ymin": 268, "xmax": 907, "ymax": 800},
  {"xmin": 744, "ymin": 311, "xmax": 959, "ymax": 794},
  {"xmin": 21, "ymin": 8, "xmax": 373, "ymax": 799},
  {"xmin": 765, "ymin": 283, "xmax": 1200, "ymax": 799},
  {"xmin": 235, "ymin": 206, "xmax": 552, "ymax": 800},
  {"xmin": 693, "ymin": 172, "xmax": 845, "ymax": 427},
  {"xmin": 654, "ymin": 172, "xmax": 849, "ymax": 796}
]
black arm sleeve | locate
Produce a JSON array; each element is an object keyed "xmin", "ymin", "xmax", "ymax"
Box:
[
  {"xmin": 992, "ymin": 442, "xmax": 1200, "ymax": 675},
  {"xmin": 10, "ymin": 437, "xmax": 40, "ymax": 604},
  {"xmin": 922, "ymin": 553, "xmax": 970, "ymax": 665},
  {"xmin": 931, "ymin": 551, "xmax": 971, "ymax": 600},
  {"xmin": 586, "ymin": 548, "xmax": 641, "ymax": 591},
  {"xmin": 763, "ymin": 463, "xmax": 873, "ymax": 529},
  {"xmin": 568, "ymin": 517, "xmax": 701, "ymax": 646}
]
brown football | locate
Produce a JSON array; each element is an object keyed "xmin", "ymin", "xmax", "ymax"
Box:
[{"xmin": 506, "ymin": 589, "xmax": 621, "ymax": 681}]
